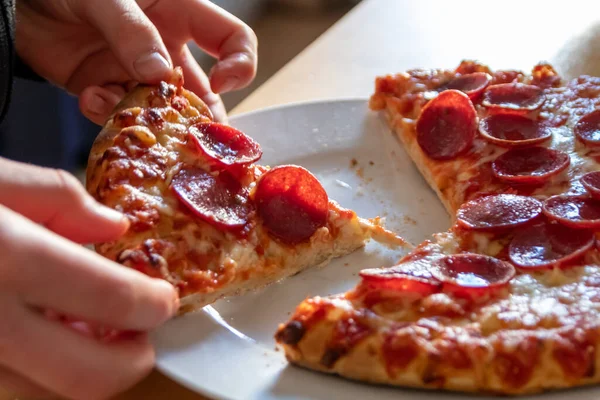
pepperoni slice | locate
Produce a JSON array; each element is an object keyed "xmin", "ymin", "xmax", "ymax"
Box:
[
  {"xmin": 574, "ymin": 109, "xmax": 600, "ymax": 146},
  {"xmin": 440, "ymin": 72, "xmax": 492, "ymax": 101},
  {"xmin": 478, "ymin": 114, "xmax": 552, "ymax": 147},
  {"xmin": 457, "ymin": 194, "xmax": 542, "ymax": 232},
  {"xmin": 581, "ymin": 171, "xmax": 600, "ymax": 200},
  {"xmin": 255, "ymin": 165, "xmax": 328, "ymax": 244},
  {"xmin": 543, "ymin": 195, "xmax": 600, "ymax": 229},
  {"xmin": 482, "ymin": 83, "xmax": 545, "ymax": 112},
  {"xmin": 171, "ymin": 167, "xmax": 251, "ymax": 230},
  {"xmin": 359, "ymin": 260, "xmax": 440, "ymax": 296},
  {"xmin": 431, "ymin": 254, "xmax": 515, "ymax": 297},
  {"xmin": 188, "ymin": 122, "xmax": 262, "ymax": 167},
  {"xmin": 509, "ymin": 222, "xmax": 595, "ymax": 269},
  {"xmin": 492, "ymin": 147, "xmax": 570, "ymax": 184},
  {"xmin": 415, "ymin": 90, "xmax": 477, "ymax": 160}
]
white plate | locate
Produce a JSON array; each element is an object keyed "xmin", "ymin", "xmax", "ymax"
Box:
[{"xmin": 152, "ymin": 100, "xmax": 598, "ymax": 400}]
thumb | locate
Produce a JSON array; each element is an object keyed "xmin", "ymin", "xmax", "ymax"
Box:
[
  {"xmin": 78, "ymin": 0, "xmax": 172, "ymax": 83},
  {"xmin": 0, "ymin": 158, "xmax": 129, "ymax": 244}
]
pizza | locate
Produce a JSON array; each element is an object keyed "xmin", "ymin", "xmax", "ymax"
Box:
[
  {"xmin": 85, "ymin": 67, "xmax": 403, "ymax": 314},
  {"xmin": 275, "ymin": 61, "xmax": 600, "ymax": 395}
]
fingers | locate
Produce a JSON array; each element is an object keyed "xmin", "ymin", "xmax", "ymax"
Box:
[
  {"xmin": 182, "ymin": 0, "xmax": 258, "ymax": 93},
  {"xmin": 80, "ymin": 85, "xmax": 127, "ymax": 125},
  {"xmin": 208, "ymin": 26, "xmax": 258, "ymax": 94},
  {"xmin": 173, "ymin": 45, "xmax": 228, "ymax": 122},
  {"xmin": 0, "ymin": 303, "xmax": 154, "ymax": 400},
  {"xmin": 0, "ymin": 205, "xmax": 178, "ymax": 331},
  {"xmin": 65, "ymin": 49, "xmax": 131, "ymax": 95},
  {"xmin": 79, "ymin": 0, "xmax": 172, "ymax": 83},
  {"xmin": 0, "ymin": 158, "xmax": 129, "ymax": 244}
]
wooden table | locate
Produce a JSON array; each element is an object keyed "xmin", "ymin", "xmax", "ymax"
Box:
[{"xmin": 3, "ymin": 0, "xmax": 600, "ymax": 399}]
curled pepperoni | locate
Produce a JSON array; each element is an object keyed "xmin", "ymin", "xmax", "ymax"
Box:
[
  {"xmin": 574, "ymin": 110, "xmax": 600, "ymax": 146},
  {"xmin": 255, "ymin": 165, "xmax": 328, "ymax": 244},
  {"xmin": 457, "ymin": 194, "xmax": 542, "ymax": 232},
  {"xmin": 439, "ymin": 72, "xmax": 492, "ymax": 101},
  {"xmin": 359, "ymin": 260, "xmax": 440, "ymax": 296},
  {"xmin": 431, "ymin": 254, "xmax": 515, "ymax": 296},
  {"xmin": 581, "ymin": 171, "xmax": 600, "ymax": 200},
  {"xmin": 479, "ymin": 114, "xmax": 552, "ymax": 147},
  {"xmin": 482, "ymin": 83, "xmax": 545, "ymax": 112},
  {"xmin": 492, "ymin": 147, "xmax": 570, "ymax": 184},
  {"xmin": 188, "ymin": 122, "xmax": 262, "ymax": 167},
  {"xmin": 509, "ymin": 222, "xmax": 595, "ymax": 269},
  {"xmin": 171, "ymin": 167, "xmax": 251, "ymax": 230},
  {"xmin": 543, "ymin": 195, "xmax": 600, "ymax": 229},
  {"xmin": 416, "ymin": 90, "xmax": 477, "ymax": 160}
]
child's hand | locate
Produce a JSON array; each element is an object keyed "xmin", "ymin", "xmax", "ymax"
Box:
[
  {"xmin": 0, "ymin": 157, "xmax": 178, "ymax": 399},
  {"xmin": 16, "ymin": 0, "xmax": 258, "ymax": 124}
]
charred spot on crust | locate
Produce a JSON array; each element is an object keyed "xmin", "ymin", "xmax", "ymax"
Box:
[
  {"xmin": 276, "ymin": 320, "xmax": 305, "ymax": 345},
  {"xmin": 320, "ymin": 348, "xmax": 342, "ymax": 368}
]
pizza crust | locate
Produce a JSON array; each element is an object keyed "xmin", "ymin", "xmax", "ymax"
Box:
[
  {"xmin": 178, "ymin": 232, "xmax": 365, "ymax": 314},
  {"xmin": 278, "ymin": 297, "xmax": 600, "ymax": 395}
]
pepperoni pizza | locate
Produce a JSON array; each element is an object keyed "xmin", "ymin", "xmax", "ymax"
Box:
[
  {"xmin": 275, "ymin": 61, "xmax": 600, "ymax": 395},
  {"xmin": 86, "ymin": 68, "xmax": 401, "ymax": 313}
]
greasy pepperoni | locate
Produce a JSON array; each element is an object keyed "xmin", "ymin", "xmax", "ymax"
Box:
[
  {"xmin": 431, "ymin": 254, "xmax": 515, "ymax": 298},
  {"xmin": 574, "ymin": 109, "xmax": 600, "ymax": 146},
  {"xmin": 255, "ymin": 165, "xmax": 328, "ymax": 244},
  {"xmin": 359, "ymin": 260, "xmax": 441, "ymax": 296},
  {"xmin": 188, "ymin": 122, "xmax": 262, "ymax": 167},
  {"xmin": 478, "ymin": 114, "xmax": 552, "ymax": 147},
  {"xmin": 415, "ymin": 90, "xmax": 477, "ymax": 160},
  {"xmin": 508, "ymin": 222, "xmax": 595, "ymax": 269},
  {"xmin": 581, "ymin": 171, "xmax": 600, "ymax": 200},
  {"xmin": 482, "ymin": 83, "xmax": 544, "ymax": 112},
  {"xmin": 492, "ymin": 147, "xmax": 570, "ymax": 184},
  {"xmin": 439, "ymin": 72, "xmax": 492, "ymax": 101},
  {"xmin": 171, "ymin": 167, "xmax": 251, "ymax": 230},
  {"xmin": 457, "ymin": 194, "xmax": 542, "ymax": 232},
  {"xmin": 543, "ymin": 195, "xmax": 600, "ymax": 229}
]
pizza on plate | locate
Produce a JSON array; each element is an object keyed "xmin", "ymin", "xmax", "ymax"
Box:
[
  {"xmin": 86, "ymin": 67, "xmax": 403, "ymax": 314},
  {"xmin": 275, "ymin": 61, "xmax": 600, "ymax": 395}
]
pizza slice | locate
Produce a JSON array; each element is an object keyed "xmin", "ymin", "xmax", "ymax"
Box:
[
  {"xmin": 275, "ymin": 61, "xmax": 600, "ymax": 395},
  {"xmin": 86, "ymin": 68, "xmax": 404, "ymax": 314}
]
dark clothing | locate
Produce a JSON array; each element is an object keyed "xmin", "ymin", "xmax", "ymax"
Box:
[
  {"xmin": 0, "ymin": 0, "xmax": 43, "ymax": 123},
  {"xmin": 0, "ymin": 0, "xmax": 15, "ymax": 122}
]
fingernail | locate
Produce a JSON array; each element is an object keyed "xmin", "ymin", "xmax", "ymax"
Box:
[
  {"xmin": 88, "ymin": 94, "xmax": 107, "ymax": 115},
  {"xmin": 218, "ymin": 76, "xmax": 240, "ymax": 94},
  {"xmin": 153, "ymin": 279, "xmax": 179, "ymax": 318},
  {"xmin": 134, "ymin": 52, "xmax": 171, "ymax": 80}
]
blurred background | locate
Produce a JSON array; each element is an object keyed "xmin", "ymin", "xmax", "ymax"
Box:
[{"xmin": 0, "ymin": 0, "xmax": 361, "ymax": 173}]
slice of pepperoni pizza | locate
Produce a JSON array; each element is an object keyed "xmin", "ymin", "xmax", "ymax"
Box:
[
  {"xmin": 86, "ymin": 68, "xmax": 403, "ymax": 314},
  {"xmin": 275, "ymin": 62, "xmax": 600, "ymax": 395}
]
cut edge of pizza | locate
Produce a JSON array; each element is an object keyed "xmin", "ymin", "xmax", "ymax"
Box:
[
  {"xmin": 85, "ymin": 67, "xmax": 406, "ymax": 314},
  {"xmin": 274, "ymin": 61, "xmax": 600, "ymax": 395}
]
